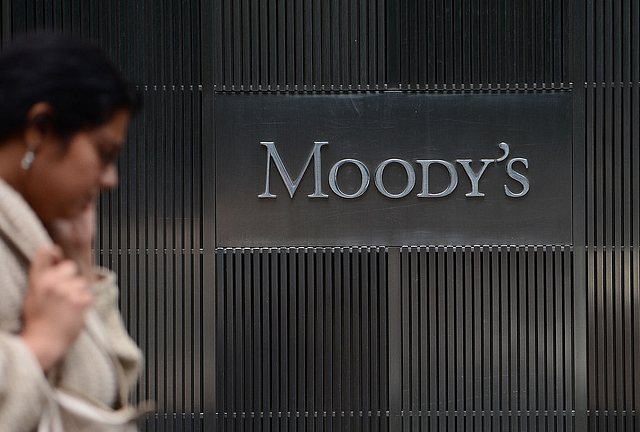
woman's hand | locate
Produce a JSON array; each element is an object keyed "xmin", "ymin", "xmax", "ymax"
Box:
[
  {"xmin": 20, "ymin": 245, "xmax": 93, "ymax": 372},
  {"xmin": 21, "ymin": 206, "xmax": 98, "ymax": 371},
  {"xmin": 46, "ymin": 205, "xmax": 98, "ymax": 283}
]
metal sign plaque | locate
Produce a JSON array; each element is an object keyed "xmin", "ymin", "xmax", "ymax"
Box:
[{"xmin": 215, "ymin": 92, "xmax": 572, "ymax": 247}]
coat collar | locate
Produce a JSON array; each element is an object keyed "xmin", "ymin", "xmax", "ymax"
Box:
[{"xmin": 0, "ymin": 178, "xmax": 52, "ymax": 262}]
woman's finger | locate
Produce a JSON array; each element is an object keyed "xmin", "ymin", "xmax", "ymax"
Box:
[{"xmin": 30, "ymin": 245, "xmax": 63, "ymax": 277}]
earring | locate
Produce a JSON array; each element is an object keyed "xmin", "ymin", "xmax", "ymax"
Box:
[{"xmin": 21, "ymin": 149, "xmax": 35, "ymax": 171}]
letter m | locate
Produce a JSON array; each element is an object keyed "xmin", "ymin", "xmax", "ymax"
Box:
[{"xmin": 259, "ymin": 141, "xmax": 328, "ymax": 198}]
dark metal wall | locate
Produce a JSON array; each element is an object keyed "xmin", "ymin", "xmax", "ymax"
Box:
[
  {"xmin": 213, "ymin": 0, "xmax": 570, "ymax": 91},
  {"xmin": 387, "ymin": 0, "xmax": 570, "ymax": 89},
  {"xmin": 216, "ymin": 247, "xmax": 390, "ymax": 430},
  {"xmin": 216, "ymin": 246, "xmax": 574, "ymax": 430},
  {"xmin": 213, "ymin": 2, "xmax": 579, "ymax": 432},
  {"xmin": 0, "ymin": 0, "xmax": 637, "ymax": 431},
  {"xmin": 584, "ymin": 1, "xmax": 640, "ymax": 430},
  {"xmin": 213, "ymin": 0, "xmax": 386, "ymax": 90}
]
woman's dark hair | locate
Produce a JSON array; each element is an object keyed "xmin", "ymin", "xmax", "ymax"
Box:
[{"xmin": 0, "ymin": 33, "xmax": 141, "ymax": 141}]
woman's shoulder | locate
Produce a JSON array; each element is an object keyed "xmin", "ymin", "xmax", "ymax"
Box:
[
  {"xmin": 0, "ymin": 179, "xmax": 51, "ymax": 333},
  {"xmin": 0, "ymin": 179, "xmax": 52, "ymax": 261},
  {"xmin": 0, "ymin": 240, "xmax": 30, "ymax": 332}
]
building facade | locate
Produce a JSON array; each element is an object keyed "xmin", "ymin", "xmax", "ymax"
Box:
[{"xmin": 0, "ymin": 0, "xmax": 638, "ymax": 431}]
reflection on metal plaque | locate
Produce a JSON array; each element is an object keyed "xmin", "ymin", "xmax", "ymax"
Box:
[{"xmin": 215, "ymin": 93, "xmax": 572, "ymax": 247}]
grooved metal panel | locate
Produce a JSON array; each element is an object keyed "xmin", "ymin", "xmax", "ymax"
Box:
[
  {"xmin": 0, "ymin": 0, "xmax": 202, "ymax": 87},
  {"xmin": 395, "ymin": 246, "xmax": 574, "ymax": 431},
  {"xmin": 584, "ymin": 0, "xmax": 640, "ymax": 429},
  {"xmin": 389, "ymin": 0, "xmax": 571, "ymax": 90},
  {"xmin": 213, "ymin": 0, "xmax": 570, "ymax": 92},
  {"xmin": 213, "ymin": 0, "xmax": 387, "ymax": 91},
  {"xmin": 215, "ymin": 247, "xmax": 390, "ymax": 431},
  {"xmin": 216, "ymin": 246, "xmax": 574, "ymax": 431}
]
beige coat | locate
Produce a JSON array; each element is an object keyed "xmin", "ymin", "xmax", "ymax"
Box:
[{"xmin": 0, "ymin": 179, "xmax": 143, "ymax": 432}]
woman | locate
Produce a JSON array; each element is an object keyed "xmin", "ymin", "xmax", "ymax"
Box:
[{"xmin": 0, "ymin": 34, "xmax": 144, "ymax": 431}]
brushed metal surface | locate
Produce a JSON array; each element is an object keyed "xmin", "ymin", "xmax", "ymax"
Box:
[
  {"xmin": 0, "ymin": 0, "xmax": 636, "ymax": 430},
  {"xmin": 216, "ymin": 92, "xmax": 572, "ymax": 247}
]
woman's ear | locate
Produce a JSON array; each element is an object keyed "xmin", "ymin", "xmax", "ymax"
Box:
[{"xmin": 23, "ymin": 102, "xmax": 54, "ymax": 150}]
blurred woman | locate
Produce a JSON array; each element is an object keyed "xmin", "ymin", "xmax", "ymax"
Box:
[{"xmin": 0, "ymin": 34, "xmax": 144, "ymax": 431}]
